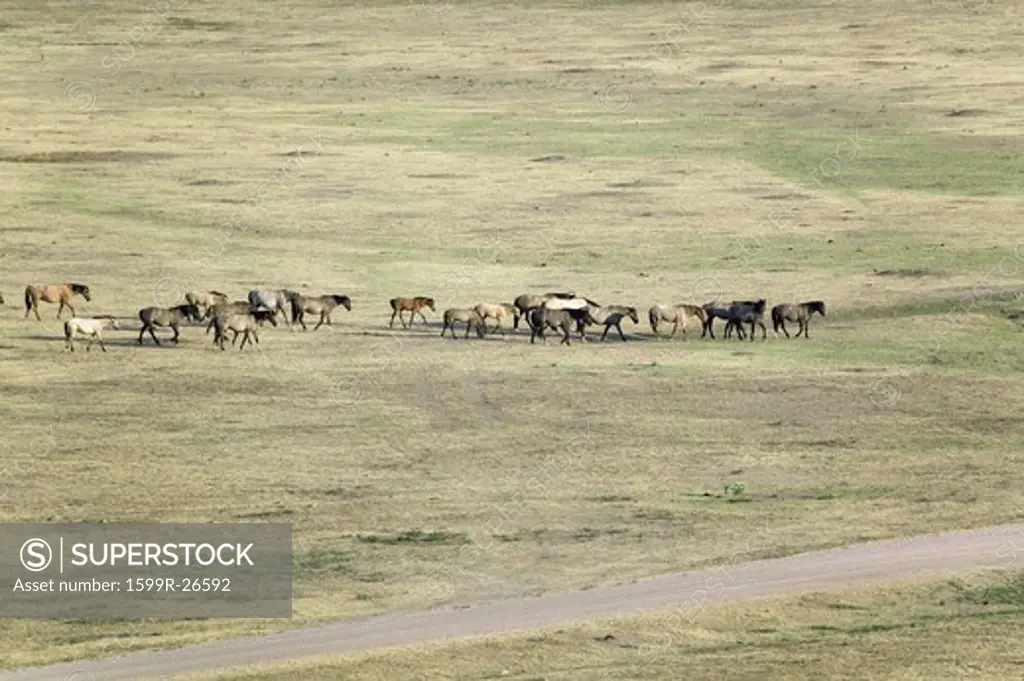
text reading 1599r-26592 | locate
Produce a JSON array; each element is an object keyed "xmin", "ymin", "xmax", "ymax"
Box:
[{"xmin": 125, "ymin": 578, "xmax": 231, "ymax": 592}]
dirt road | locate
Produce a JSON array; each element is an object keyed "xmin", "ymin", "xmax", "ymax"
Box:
[{"xmin": 3, "ymin": 524, "xmax": 1021, "ymax": 681}]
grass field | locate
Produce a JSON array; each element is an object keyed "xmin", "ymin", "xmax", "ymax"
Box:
[
  {"xmin": 173, "ymin": 571, "xmax": 1024, "ymax": 680},
  {"xmin": 1, "ymin": 0, "xmax": 1023, "ymax": 672}
]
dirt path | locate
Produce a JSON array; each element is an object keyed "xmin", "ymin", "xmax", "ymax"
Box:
[{"xmin": 3, "ymin": 524, "xmax": 1021, "ymax": 681}]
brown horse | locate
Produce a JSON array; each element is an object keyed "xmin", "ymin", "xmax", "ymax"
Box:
[
  {"xmin": 772, "ymin": 301, "xmax": 826, "ymax": 339},
  {"xmin": 648, "ymin": 304, "xmax": 706, "ymax": 339},
  {"xmin": 389, "ymin": 296, "xmax": 434, "ymax": 329},
  {"xmin": 440, "ymin": 308, "xmax": 487, "ymax": 339},
  {"xmin": 138, "ymin": 304, "xmax": 202, "ymax": 346},
  {"xmin": 291, "ymin": 294, "xmax": 352, "ymax": 331},
  {"xmin": 24, "ymin": 283, "xmax": 91, "ymax": 321}
]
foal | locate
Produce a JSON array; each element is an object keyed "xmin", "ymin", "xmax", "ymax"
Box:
[
  {"xmin": 389, "ymin": 296, "xmax": 435, "ymax": 329},
  {"xmin": 64, "ymin": 315, "xmax": 118, "ymax": 352}
]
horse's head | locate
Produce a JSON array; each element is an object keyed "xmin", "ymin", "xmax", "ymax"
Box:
[
  {"xmin": 627, "ymin": 307, "xmax": 639, "ymax": 324},
  {"xmin": 73, "ymin": 284, "xmax": 92, "ymax": 301},
  {"xmin": 812, "ymin": 301, "xmax": 827, "ymax": 316},
  {"xmin": 424, "ymin": 298, "xmax": 435, "ymax": 311},
  {"xmin": 333, "ymin": 295, "xmax": 352, "ymax": 311}
]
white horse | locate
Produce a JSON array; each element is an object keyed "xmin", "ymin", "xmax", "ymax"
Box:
[
  {"xmin": 247, "ymin": 289, "xmax": 300, "ymax": 329},
  {"xmin": 542, "ymin": 296, "xmax": 599, "ymax": 311},
  {"xmin": 64, "ymin": 315, "xmax": 119, "ymax": 352}
]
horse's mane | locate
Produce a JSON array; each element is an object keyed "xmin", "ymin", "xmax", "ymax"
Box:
[
  {"xmin": 584, "ymin": 298, "xmax": 601, "ymax": 307},
  {"xmin": 70, "ymin": 283, "xmax": 90, "ymax": 294},
  {"xmin": 209, "ymin": 290, "xmax": 227, "ymax": 297}
]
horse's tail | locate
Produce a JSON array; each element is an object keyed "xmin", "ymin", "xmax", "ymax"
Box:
[
  {"xmin": 63, "ymin": 320, "xmax": 73, "ymax": 340},
  {"xmin": 24, "ymin": 286, "xmax": 34, "ymax": 313},
  {"xmin": 771, "ymin": 306, "xmax": 782, "ymax": 332},
  {"xmin": 648, "ymin": 307, "xmax": 659, "ymax": 333}
]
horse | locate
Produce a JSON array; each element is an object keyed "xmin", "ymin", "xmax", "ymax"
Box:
[
  {"xmin": 291, "ymin": 294, "xmax": 351, "ymax": 331},
  {"xmin": 473, "ymin": 303, "xmax": 520, "ymax": 335},
  {"xmin": 137, "ymin": 304, "xmax": 202, "ymax": 346},
  {"xmin": 725, "ymin": 299, "xmax": 768, "ymax": 341},
  {"xmin": 701, "ymin": 300, "xmax": 757, "ymax": 340},
  {"xmin": 205, "ymin": 301, "xmax": 258, "ymax": 334},
  {"xmin": 441, "ymin": 308, "xmax": 487, "ymax": 339},
  {"xmin": 512, "ymin": 292, "xmax": 577, "ymax": 328},
  {"xmin": 185, "ymin": 290, "xmax": 228, "ymax": 317},
  {"xmin": 211, "ymin": 309, "xmax": 278, "ymax": 350},
  {"xmin": 389, "ymin": 296, "xmax": 434, "ymax": 329},
  {"xmin": 772, "ymin": 301, "xmax": 826, "ymax": 339},
  {"xmin": 63, "ymin": 315, "xmax": 118, "ymax": 352},
  {"xmin": 587, "ymin": 304, "xmax": 640, "ymax": 342},
  {"xmin": 248, "ymin": 289, "xmax": 300, "ymax": 327},
  {"xmin": 648, "ymin": 304, "xmax": 707, "ymax": 339},
  {"xmin": 24, "ymin": 283, "xmax": 91, "ymax": 321},
  {"xmin": 529, "ymin": 307, "xmax": 596, "ymax": 346},
  {"xmin": 543, "ymin": 296, "xmax": 600, "ymax": 311}
]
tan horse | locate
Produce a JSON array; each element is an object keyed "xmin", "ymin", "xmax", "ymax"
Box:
[
  {"xmin": 205, "ymin": 301, "xmax": 260, "ymax": 337},
  {"xmin": 291, "ymin": 294, "xmax": 352, "ymax": 331},
  {"xmin": 648, "ymin": 303, "xmax": 707, "ymax": 339},
  {"xmin": 441, "ymin": 308, "xmax": 487, "ymax": 339},
  {"xmin": 473, "ymin": 303, "xmax": 520, "ymax": 335},
  {"xmin": 211, "ymin": 309, "xmax": 279, "ymax": 350},
  {"xmin": 138, "ymin": 304, "xmax": 202, "ymax": 346},
  {"xmin": 64, "ymin": 315, "xmax": 118, "ymax": 352},
  {"xmin": 186, "ymin": 290, "xmax": 228, "ymax": 317},
  {"xmin": 25, "ymin": 283, "xmax": 91, "ymax": 321},
  {"xmin": 389, "ymin": 296, "xmax": 434, "ymax": 329}
]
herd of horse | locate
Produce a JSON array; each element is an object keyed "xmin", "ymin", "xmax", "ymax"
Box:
[{"xmin": 14, "ymin": 283, "xmax": 826, "ymax": 352}]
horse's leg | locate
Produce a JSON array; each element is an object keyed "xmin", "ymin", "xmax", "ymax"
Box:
[
  {"xmin": 171, "ymin": 323, "xmax": 180, "ymax": 344},
  {"xmin": 66, "ymin": 303, "xmax": 76, "ymax": 318},
  {"xmin": 98, "ymin": 334, "xmax": 107, "ymax": 353},
  {"xmin": 561, "ymin": 324, "xmax": 571, "ymax": 346},
  {"xmin": 600, "ymin": 325, "xmax": 610, "ymax": 342},
  {"xmin": 781, "ymin": 320, "xmax": 791, "ymax": 339},
  {"xmin": 56, "ymin": 301, "xmax": 65, "ymax": 319},
  {"xmin": 138, "ymin": 325, "xmax": 146, "ymax": 345},
  {"xmin": 314, "ymin": 312, "xmax": 325, "ymax": 331},
  {"xmin": 802, "ymin": 319, "xmax": 810, "ymax": 339},
  {"xmin": 148, "ymin": 325, "xmax": 161, "ymax": 346},
  {"xmin": 617, "ymin": 322, "xmax": 627, "ymax": 342}
]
